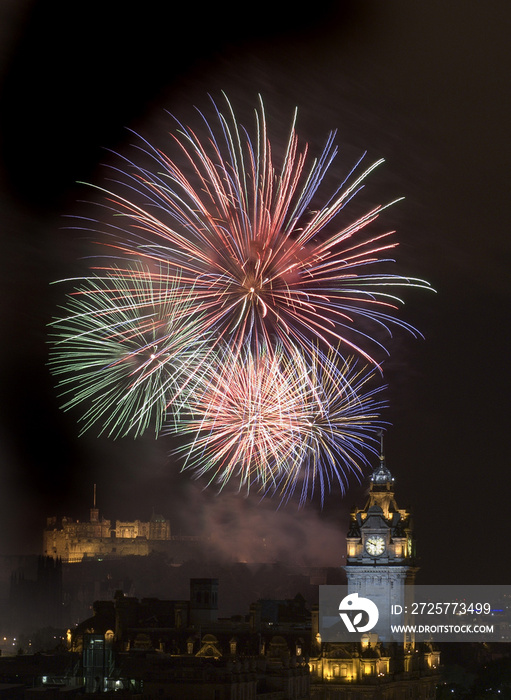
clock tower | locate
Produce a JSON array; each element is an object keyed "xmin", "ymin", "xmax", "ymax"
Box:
[
  {"xmin": 309, "ymin": 437, "xmax": 441, "ymax": 692},
  {"xmin": 345, "ymin": 438, "xmax": 417, "ymax": 643}
]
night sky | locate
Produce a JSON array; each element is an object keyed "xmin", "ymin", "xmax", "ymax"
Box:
[{"xmin": 0, "ymin": 0, "xmax": 510, "ymax": 587}]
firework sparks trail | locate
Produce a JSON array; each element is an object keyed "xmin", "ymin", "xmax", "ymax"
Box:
[
  {"xmin": 167, "ymin": 341, "xmax": 385, "ymax": 503},
  {"xmin": 78, "ymin": 94, "xmax": 432, "ymax": 369},
  {"xmin": 276, "ymin": 351, "xmax": 387, "ymax": 505},
  {"xmin": 49, "ymin": 265, "xmax": 209, "ymax": 438}
]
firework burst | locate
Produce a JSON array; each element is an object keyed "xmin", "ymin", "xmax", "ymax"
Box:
[
  {"xmin": 82, "ymin": 94, "xmax": 431, "ymax": 368},
  {"xmin": 49, "ymin": 265, "xmax": 208, "ymax": 438},
  {"xmin": 168, "ymin": 342, "xmax": 385, "ymax": 503},
  {"xmin": 49, "ymin": 94, "xmax": 431, "ymax": 504}
]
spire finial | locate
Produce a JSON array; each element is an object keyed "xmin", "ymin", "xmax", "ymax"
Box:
[
  {"xmin": 90, "ymin": 484, "xmax": 99, "ymax": 523},
  {"xmin": 371, "ymin": 430, "xmax": 393, "ymax": 485}
]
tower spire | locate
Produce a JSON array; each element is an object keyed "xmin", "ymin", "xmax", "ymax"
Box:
[{"xmin": 371, "ymin": 430, "xmax": 393, "ymax": 486}]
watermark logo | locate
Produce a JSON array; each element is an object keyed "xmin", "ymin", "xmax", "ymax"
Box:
[
  {"xmin": 321, "ymin": 585, "xmax": 511, "ymax": 642},
  {"xmin": 338, "ymin": 593, "xmax": 379, "ymax": 632}
]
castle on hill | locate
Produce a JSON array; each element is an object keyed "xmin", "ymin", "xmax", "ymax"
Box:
[{"xmin": 43, "ymin": 486, "xmax": 201, "ymax": 563}]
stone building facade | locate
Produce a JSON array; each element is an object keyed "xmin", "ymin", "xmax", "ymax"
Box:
[{"xmin": 67, "ymin": 578, "xmax": 311, "ymax": 698}]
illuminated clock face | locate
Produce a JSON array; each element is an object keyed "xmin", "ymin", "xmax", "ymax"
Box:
[{"xmin": 365, "ymin": 536, "xmax": 386, "ymax": 557}]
